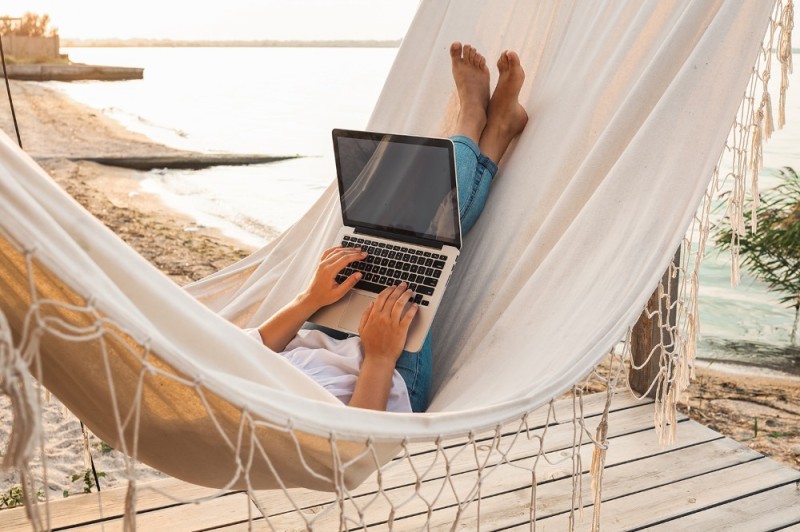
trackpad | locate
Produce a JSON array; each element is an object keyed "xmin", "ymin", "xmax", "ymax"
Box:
[{"xmin": 340, "ymin": 293, "xmax": 374, "ymax": 332}]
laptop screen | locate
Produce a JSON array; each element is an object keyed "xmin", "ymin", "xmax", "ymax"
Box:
[{"xmin": 333, "ymin": 129, "xmax": 460, "ymax": 248}]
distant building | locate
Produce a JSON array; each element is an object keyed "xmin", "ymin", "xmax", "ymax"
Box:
[{"xmin": 3, "ymin": 35, "xmax": 60, "ymax": 61}]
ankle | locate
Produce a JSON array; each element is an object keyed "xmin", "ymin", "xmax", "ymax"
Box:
[
  {"xmin": 479, "ymin": 115, "xmax": 526, "ymax": 162},
  {"xmin": 456, "ymin": 108, "xmax": 487, "ymax": 141}
]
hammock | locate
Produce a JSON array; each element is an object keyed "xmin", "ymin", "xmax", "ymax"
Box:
[{"xmin": 0, "ymin": 0, "xmax": 793, "ymax": 528}]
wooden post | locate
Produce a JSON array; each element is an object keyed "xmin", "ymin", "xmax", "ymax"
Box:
[{"xmin": 629, "ymin": 250, "xmax": 680, "ymax": 398}]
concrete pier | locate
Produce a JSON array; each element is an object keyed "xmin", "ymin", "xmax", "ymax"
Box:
[
  {"xmin": 38, "ymin": 154, "xmax": 301, "ymax": 171},
  {"xmin": 6, "ymin": 63, "xmax": 144, "ymax": 81}
]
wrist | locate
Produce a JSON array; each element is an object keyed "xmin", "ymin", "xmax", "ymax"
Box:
[
  {"xmin": 294, "ymin": 291, "xmax": 323, "ymax": 314},
  {"xmin": 363, "ymin": 349, "xmax": 401, "ymax": 370}
]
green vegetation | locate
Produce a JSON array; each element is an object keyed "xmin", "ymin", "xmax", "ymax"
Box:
[
  {"xmin": 71, "ymin": 468, "xmax": 106, "ymax": 494},
  {"xmin": 0, "ymin": 12, "xmax": 58, "ymax": 37},
  {"xmin": 98, "ymin": 441, "xmax": 114, "ymax": 454},
  {"xmin": 0, "ymin": 485, "xmax": 44, "ymax": 510},
  {"xmin": 0, "ymin": 485, "xmax": 25, "ymax": 509},
  {"xmin": 716, "ymin": 166, "xmax": 800, "ymax": 345}
]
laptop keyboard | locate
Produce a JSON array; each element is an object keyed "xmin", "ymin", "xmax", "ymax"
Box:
[{"xmin": 336, "ymin": 235, "xmax": 447, "ymax": 306}]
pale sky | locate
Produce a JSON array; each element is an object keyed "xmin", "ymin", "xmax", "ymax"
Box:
[{"xmin": 9, "ymin": 0, "xmax": 420, "ymax": 41}]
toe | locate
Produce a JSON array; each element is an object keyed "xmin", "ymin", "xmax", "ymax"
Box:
[
  {"xmin": 464, "ymin": 44, "xmax": 475, "ymax": 63},
  {"xmin": 506, "ymin": 50, "xmax": 521, "ymax": 67},
  {"xmin": 474, "ymin": 51, "xmax": 486, "ymax": 68},
  {"xmin": 497, "ymin": 51, "xmax": 509, "ymax": 72},
  {"xmin": 450, "ymin": 41, "xmax": 463, "ymax": 59}
]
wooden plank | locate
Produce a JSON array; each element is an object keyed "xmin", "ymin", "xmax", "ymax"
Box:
[
  {"xmin": 395, "ymin": 423, "xmax": 755, "ymax": 530},
  {"xmin": 251, "ymin": 407, "xmax": 693, "ymax": 530},
  {"xmin": 374, "ymin": 402, "xmax": 672, "ymax": 493},
  {"xmin": 402, "ymin": 389, "xmax": 641, "ymax": 455},
  {"xmin": 65, "ymin": 493, "xmax": 258, "ymax": 532},
  {"xmin": 3, "ymin": 478, "xmax": 227, "ymax": 532},
  {"xmin": 534, "ymin": 453, "xmax": 800, "ymax": 531},
  {"xmin": 646, "ymin": 481, "xmax": 800, "ymax": 531}
]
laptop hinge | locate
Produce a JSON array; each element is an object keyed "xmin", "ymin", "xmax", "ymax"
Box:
[{"xmin": 353, "ymin": 227, "xmax": 447, "ymax": 250}]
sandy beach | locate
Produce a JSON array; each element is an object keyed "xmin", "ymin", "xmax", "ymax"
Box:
[{"xmin": 0, "ymin": 80, "xmax": 797, "ymax": 503}]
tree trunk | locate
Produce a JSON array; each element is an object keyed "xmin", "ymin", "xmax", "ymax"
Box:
[{"xmin": 629, "ymin": 250, "xmax": 680, "ymax": 398}]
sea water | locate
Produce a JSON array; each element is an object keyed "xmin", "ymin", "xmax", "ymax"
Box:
[
  {"xmin": 55, "ymin": 47, "xmax": 396, "ymax": 244},
  {"xmin": 51, "ymin": 47, "xmax": 800, "ymax": 377}
]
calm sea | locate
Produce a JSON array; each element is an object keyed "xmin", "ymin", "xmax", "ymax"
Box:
[{"xmin": 52, "ymin": 47, "xmax": 800, "ymax": 377}]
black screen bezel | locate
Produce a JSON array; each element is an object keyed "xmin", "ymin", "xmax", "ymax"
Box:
[{"xmin": 332, "ymin": 128, "xmax": 461, "ymax": 248}]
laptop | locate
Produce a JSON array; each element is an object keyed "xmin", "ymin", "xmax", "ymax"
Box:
[{"xmin": 309, "ymin": 128, "xmax": 461, "ymax": 352}]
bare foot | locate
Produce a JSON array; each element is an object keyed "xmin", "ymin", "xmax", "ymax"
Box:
[
  {"xmin": 480, "ymin": 50, "xmax": 528, "ymax": 162},
  {"xmin": 450, "ymin": 42, "xmax": 490, "ymax": 144}
]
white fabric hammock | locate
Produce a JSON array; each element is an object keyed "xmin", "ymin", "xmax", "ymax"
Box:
[
  {"xmin": 188, "ymin": 0, "xmax": 777, "ymax": 416},
  {"xmin": 0, "ymin": 0, "xmax": 791, "ymax": 496}
]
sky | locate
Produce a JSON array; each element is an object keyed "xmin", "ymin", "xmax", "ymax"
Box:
[{"xmin": 8, "ymin": 0, "xmax": 420, "ymax": 41}]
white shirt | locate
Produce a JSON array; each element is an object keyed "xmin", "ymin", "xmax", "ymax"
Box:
[{"xmin": 244, "ymin": 328, "xmax": 412, "ymax": 413}]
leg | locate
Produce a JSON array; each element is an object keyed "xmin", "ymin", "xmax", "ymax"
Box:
[
  {"xmin": 450, "ymin": 42, "xmax": 490, "ymax": 145},
  {"xmin": 394, "ymin": 135, "xmax": 498, "ymax": 412},
  {"xmin": 450, "ymin": 46, "xmax": 527, "ymax": 231},
  {"xmin": 479, "ymin": 50, "xmax": 528, "ymax": 163},
  {"xmin": 452, "ymin": 135, "xmax": 498, "ymax": 235},
  {"xmin": 397, "ymin": 44, "xmax": 528, "ymax": 413},
  {"xmin": 395, "ymin": 334, "xmax": 432, "ymax": 412}
]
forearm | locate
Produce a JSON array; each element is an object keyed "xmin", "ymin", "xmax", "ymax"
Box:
[
  {"xmin": 255, "ymin": 245, "xmax": 364, "ymax": 351},
  {"xmin": 348, "ymin": 356, "xmax": 396, "ymax": 411},
  {"xmin": 256, "ymin": 294, "xmax": 319, "ymax": 352},
  {"xmin": 351, "ymin": 283, "xmax": 417, "ymax": 411}
]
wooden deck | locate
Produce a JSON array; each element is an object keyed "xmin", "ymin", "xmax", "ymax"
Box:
[{"xmin": 4, "ymin": 392, "xmax": 800, "ymax": 530}]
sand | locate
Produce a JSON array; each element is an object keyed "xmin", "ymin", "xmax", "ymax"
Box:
[{"xmin": 0, "ymin": 80, "xmax": 797, "ymax": 503}]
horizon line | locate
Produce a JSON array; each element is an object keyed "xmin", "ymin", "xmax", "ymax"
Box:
[{"xmin": 60, "ymin": 37, "xmax": 403, "ymax": 48}]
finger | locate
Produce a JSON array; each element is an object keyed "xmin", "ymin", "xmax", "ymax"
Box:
[
  {"xmin": 329, "ymin": 250, "xmax": 367, "ymax": 272},
  {"xmin": 322, "ymin": 248, "xmax": 363, "ymax": 273},
  {"xmin": 322, "ymin": 245, "xmax": 360, "ymax": 266},
  {"xmin": 391, "ymin": 288, "xmax": 413, "ymax": 321},
  {"xmin": 384, "ymin": 282, "xmax": 408, "ymax": 308},
  {"xmin": 320, "ymin": 245, "xmax": 342, "ymax": 261},
  {"xmin": 335, "ymin": 271, "xmax": 362, "ymax": 295},
  {"xmin": 386, "ymin": 283, "xmax": 408, "ymax": 311},
  {"xmin": 358, "ymin": 301, "xmax": 374, "ymax": 333},
  {"xmin": 374, "ymin": 284, "xmax": 395, "ymax": 312},
  {"xmin": 400, "ymin": 302, "xmax": 419, "ymax": 329},
  {"xmin": 324, "ymin": 246, "xmax": 362, "ymax": 262}
]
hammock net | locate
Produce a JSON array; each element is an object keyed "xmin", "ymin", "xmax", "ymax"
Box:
[{"xmin": 0, "ymin": 0, "xmax": 794, "ymax": 529}]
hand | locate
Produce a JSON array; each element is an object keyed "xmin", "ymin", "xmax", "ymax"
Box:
[
  {"xmin": 358, "ymin": 283, "xmax": 419, "ymax": 364},
  {"xmin": 301, "ymin": 245, "xmax": 366, "ymax": 310}
]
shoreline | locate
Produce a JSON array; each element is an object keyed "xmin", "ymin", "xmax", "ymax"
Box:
[
  {"xmin": 694, "ymin": 357, "xmax": 800, "ymax": 381},
  {"xmin": 0, "ymin": 80, "xmax": 796, "ymax": 500},
  {"xmin": 1, "ymin": 80, "xmax": 276, "ymax": 282}
]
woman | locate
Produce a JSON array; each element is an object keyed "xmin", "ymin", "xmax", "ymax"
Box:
[{"xmin": 246, "ymin": 43, "xmax": 528, "ymax": 412}]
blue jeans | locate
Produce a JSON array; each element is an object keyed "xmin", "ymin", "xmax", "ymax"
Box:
[{"xmin": 396, "ymin": 135, "xmax": 497, "ymax": 412}]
